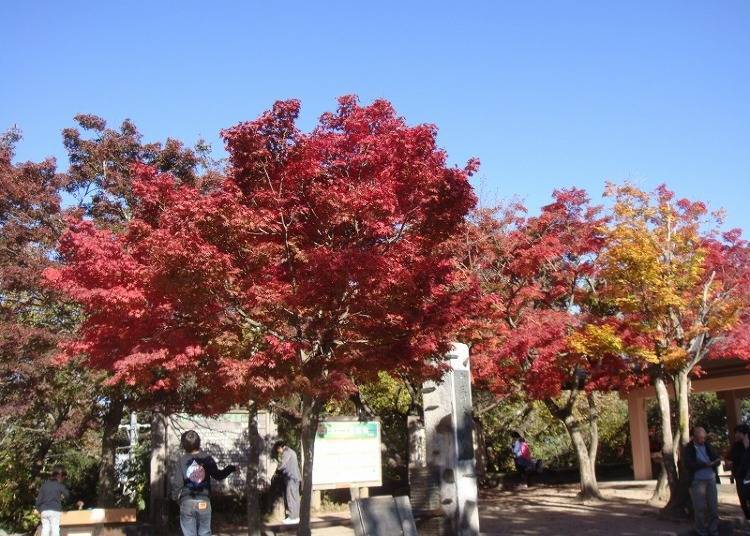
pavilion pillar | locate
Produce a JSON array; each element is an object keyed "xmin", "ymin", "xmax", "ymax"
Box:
[
  {"xmin": 719, "ymin": 390, "xmax": 742, "ymax": 442},
  {"xmin": 628, "ymin": 394, "xmax": 652, "ymax": 480}
]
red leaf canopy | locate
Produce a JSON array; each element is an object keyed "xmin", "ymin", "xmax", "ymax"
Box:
[{"xmin": 46, "ymin": 96, "xmax": 479, "ymax": 412}]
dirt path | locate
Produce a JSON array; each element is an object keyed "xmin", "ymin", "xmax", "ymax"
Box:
[
  {"xmin": 479, "ymin": 480, "xmax": 745, "ymax": 535},
  {"xmin": 215, "ymin": 480, "xmax": 749, "ymax": 535}
]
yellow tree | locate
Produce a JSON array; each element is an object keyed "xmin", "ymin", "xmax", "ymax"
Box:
[{"xmin": 599, "ymin": 183, "xmax": 750, "ymax": 512}]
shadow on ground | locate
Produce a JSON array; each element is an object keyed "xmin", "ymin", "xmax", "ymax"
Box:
[
  {"xmin": 212, "ymin": 480, "xmax": 749, "ymax": 535},
  {"xmin": 479, "ymin": 481, "xmax": 747, "ymax": 536}
]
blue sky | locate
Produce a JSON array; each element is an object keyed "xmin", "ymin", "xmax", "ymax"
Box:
[{"xmin": 2, "ymin": 1, "xmax": 749, "ymax": 230}]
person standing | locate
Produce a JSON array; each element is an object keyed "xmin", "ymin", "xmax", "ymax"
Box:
[
  {"xmin": 726, "ymin": 424, "xmax": 750, "ymax": 519},
  {"xmin": 35, "ymin": 465, "xmax": 83, "ymax": 536},
  {"xmin": 171, "ymin": 430, "xmax": 237, "ymax": 536},
  {"xmin": 510, "ymin": 431, "xmax": 535, "ymax": 488},
  {"xmin": 684, "ymin": 427, "xmax": 721, "ymax": 536},
  {"xmin": 274, "ymin": 440, "xmax": 301, "ymax": 525}
]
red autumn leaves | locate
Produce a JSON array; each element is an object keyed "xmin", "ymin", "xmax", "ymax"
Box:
[{"xmin": 45, "ymin": 96, "xmax": 480, "ymax": 413}]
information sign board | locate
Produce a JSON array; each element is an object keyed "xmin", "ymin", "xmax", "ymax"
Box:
[{"xmin": 312, "ymin": 419, "xmax": 382, "ymax": 489}]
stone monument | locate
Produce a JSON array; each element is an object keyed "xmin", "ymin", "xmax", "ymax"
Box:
[{"xmin": 411, "ymin": 343, "xmax": 480, "ymax": 536}]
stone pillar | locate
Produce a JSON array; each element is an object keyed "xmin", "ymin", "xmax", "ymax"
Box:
[
  {"xmin": 408, "ymin": 414, "xmax": 441, "ymax": 534},
  {"xmin": 422, "ymin": 343, "xmax": 480, "ymax": 536},
  {"xmin": 628, "ymin": 395, "xmax": 652, "ymax": 480}
]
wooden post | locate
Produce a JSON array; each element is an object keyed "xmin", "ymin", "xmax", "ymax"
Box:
[{"xmin": 719, "ymin": 390, "xmax": 742, "ymax": 443}]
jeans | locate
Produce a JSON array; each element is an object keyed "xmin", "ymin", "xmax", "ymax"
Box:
[
  {"xmin": 180, "ymin": 498, "xmax": 212, "ymax": 536},
  {"xmin": 40, "ymin": 510, "xmax": 61, "ymax": 536},
  {"xmin": 690, "ymin": 478, "xmax": 719, "ymax": 536}
]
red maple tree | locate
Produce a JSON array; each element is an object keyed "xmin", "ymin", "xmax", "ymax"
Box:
[
  {"xmin": 461, "ymin": 189, "xmax": 631, "ymax": 499},
  {"xmin": 47, "ymin": 96, "xmax": 479, "ymax": 534},
  {"xmin": 60, "ymin": 114, "xmax": 221, "ymax": 507}
]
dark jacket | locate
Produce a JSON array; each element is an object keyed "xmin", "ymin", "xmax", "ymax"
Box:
[
  {"xmin": 683, "ymin": 440, "xmax": 721, "ymax": 485},
  {"xmin": 737, "ymin": 445, "xmax": 750, "ymax": 484},
  {"xmin": 35, "ymin": 479, "xmax": 70, "ymax": 512},
  {"xmin": 730, "ymin": 441, "xmax": 748, "ymax": 479},
  {"xmin": 171, "ymin": 450, "xmax": 234, "ymax": 502},
  {"xmin": 276, "ymin": 447, "xmax": 301, "ymax": 481}
]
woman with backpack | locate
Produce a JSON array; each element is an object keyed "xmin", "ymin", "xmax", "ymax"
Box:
[{"xmin": 511, "ymin": 431, "xmax": 540, "ymax": 488}]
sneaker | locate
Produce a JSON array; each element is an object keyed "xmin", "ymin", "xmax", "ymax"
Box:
[{"xmin": 282, "ymin": 517, "xmax": 300, "ymax": 525}]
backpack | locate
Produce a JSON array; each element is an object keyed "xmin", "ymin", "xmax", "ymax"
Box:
[
  {"xmin": 184, "ymin": 458, "xmax": 209, "ymax": 494},
  {"xmin": 519, "ymin": 441, "xmax": 532, "ymax": 460}
]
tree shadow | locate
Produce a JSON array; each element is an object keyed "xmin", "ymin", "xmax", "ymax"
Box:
[{"xmin": 478, "ymin": 483, "xmax": 744, "ymax": 536}]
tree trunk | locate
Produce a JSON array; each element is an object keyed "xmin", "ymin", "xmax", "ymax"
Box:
[
  {"xmin": 546, "ymin": 399, "xmax": 602, "ymax": 501},
  {"xmin": 674, "ymin": 369, "xmax": 691, "ymax": 447},
  {"xmin": 650, "ymin": 427, "xmax": 681, "ymax": 504},
  {"xmin": 472, "ymin": 416, "xmax": 488, "ymax": 480},
  {"xmin": 586, "ymin": 392, "xmax": 599, "ymax": 478},
  {"xmin": 149, "ymin": 412, "xmax": 168, "ymax": 526},
  {"xmin": 298, "ymin": 394, "xmax": 323, "ymax": 536},
  {"xmin": 650, "ymin": 464, "xmax": 670, "ymax": 503},
  {"xmin": 246, "ymin": 403, "xmax": 263, "ymax": 536},
  {"xmin": 29, "ymin": 436, "xmax": 55, "ymax": 483},
  {"xmin": 28, "ymin": 405, "xmax": 77, "ymax": 483},
  {"xmin": 97, "ymin": 396, "xmax": 125, "ymax": 507},
  {"xmin": 662, "ymin": 369, "xmax": 692, "ymax": 518},
  {"xmin": 653, "ymin": 375, "xmax": 679, "ymax": 493},
  {"xmin": 564, "ymin": 414, "xmax": 603, "ymax": 500}
]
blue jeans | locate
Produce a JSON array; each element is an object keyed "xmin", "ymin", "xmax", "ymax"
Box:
[
  {"xmin": 690, "ymin": 478, "xmax": 719, "ymax": 536},
  {"xmin": 180, "ymin": 498, "xmax": 212, "ymax": 536}
]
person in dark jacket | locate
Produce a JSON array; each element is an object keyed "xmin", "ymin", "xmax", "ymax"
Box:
[
  {"xmin": 683, "ymin": 427, "xmax": 722, "ymax": 536},
  {"xmin": 35, "ymin": 465, "xmax": 83, "ymax": 536},
  {"xmin": 171, "ymin": 430, "xmax": 237, "ymax": 536},
  {"xmin": 726, "ymin": 424, "xmax": 750, "ymax": 519},
  {"xmin": 274, "ymin": 440, "xmax": 301, "ymax": 525}
]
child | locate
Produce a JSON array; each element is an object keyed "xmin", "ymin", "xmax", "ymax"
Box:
[
  {"xmin": 171, "ymin": 430, "xmax": 237, "ymax": 536},
  {"xmin": 35, "ymin": 465, "xmax": 82, "ymax": 536}
]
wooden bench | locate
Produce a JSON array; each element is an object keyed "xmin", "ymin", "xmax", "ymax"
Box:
[{"xmin": 35, "ymin": 508, "xmax": 137, "ymax": 536}]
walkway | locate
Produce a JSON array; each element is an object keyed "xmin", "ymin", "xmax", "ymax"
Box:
[{"xmin": 215, "ymin": 480, "xmax": 750, "ymax": 535}]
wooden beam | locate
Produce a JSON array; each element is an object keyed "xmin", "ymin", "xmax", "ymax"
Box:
[{"xmin": 624, "ymin": 373, "xmax": 750, "ymax": 400}]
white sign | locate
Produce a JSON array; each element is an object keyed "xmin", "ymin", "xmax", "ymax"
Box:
[{"xmin": 312, "ymin": 420, "xmax": 382, "ymax": 490}]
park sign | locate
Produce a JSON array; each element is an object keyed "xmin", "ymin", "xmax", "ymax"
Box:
[{"xmin": 312, "ymin": 418, "xmax": 383, "ymax": 490}]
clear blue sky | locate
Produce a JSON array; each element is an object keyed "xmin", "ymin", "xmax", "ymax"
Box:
[{"xmin": 2, "ymin": 1, "xmax": 749, "ymax": 230}]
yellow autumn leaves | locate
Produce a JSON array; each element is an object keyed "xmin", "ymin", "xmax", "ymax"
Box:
[{"xmin": 565, "ymin": 183, "xmax": 730, "ymax": 373}]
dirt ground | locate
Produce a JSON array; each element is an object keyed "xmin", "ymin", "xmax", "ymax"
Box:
[
  {"xmin": 479, "ymin": 480, "xmax": 745, "ymax": 535},
  {"xmin": 215, "ymin": 480, "xmax": 750, "ymax": 535}
]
